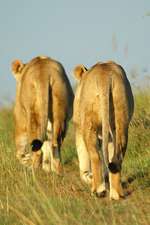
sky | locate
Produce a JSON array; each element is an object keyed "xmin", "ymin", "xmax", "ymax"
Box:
[{"xmin": 0, "ymin": 0, "xmax": 150, "ymax": 104}]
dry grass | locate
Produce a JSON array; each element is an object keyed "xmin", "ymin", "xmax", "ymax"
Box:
[{"xmin": 0, "ymin": 91, "xmax": 150, "ymax": 225}]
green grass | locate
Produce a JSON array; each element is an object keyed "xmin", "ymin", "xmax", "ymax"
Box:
[{"xmin": 0, "ymin": 91, "xmax": 150, "ymax": 225}]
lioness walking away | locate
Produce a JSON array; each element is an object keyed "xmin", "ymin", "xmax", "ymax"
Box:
[
  {"xmin": 12, "ymin": 56, "xmax": 74, "ymax": 174},
  {"xmin": 73, "ymin": 61, "xmax": 134, "ymax": 200}
]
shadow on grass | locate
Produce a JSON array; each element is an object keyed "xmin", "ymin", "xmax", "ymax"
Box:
[{"xmin": 122, "ymin": 170, "xmax": 150, "ymax": 196}]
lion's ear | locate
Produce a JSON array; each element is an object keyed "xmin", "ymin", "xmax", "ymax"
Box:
[
  {"xmin": 11, "ymin": 59, "xmax": 24, "ymax": 80},
  {"xmin": 73, "ymin": 65, "xmax": 87, "ymax": 80}
]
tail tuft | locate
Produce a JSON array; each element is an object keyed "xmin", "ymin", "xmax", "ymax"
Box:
[
  {"xmin": 31, "ymin": 139, "xmax": 43, "ymax": 152},
  {"xmin": 108, "ymin": 162, "xmax": 121, "ymax": 173}
]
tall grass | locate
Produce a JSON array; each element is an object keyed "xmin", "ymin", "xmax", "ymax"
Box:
[{"xmin": 0, "ymin": 91, "xmax": 150, "ymax": 225}]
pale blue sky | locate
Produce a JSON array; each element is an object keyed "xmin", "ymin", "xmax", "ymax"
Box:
[{"xmin": 0, "ymin": 0, "xmax": 150, "ymax": 103}]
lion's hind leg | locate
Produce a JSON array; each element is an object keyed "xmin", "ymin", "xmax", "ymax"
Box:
[
  {"xmin": 51, "ymin": 119, "xmax": 63, "ymax": 175},
  {"xmin": 109, "ymin": 172, "xmax": 124, "ymax": 200},
  {"xmin": 84, "ymin": 128, "xmax": 106, "ymax": 197},
  {"xmin": 15, "ymin": 109, "xmax": 33, "ymax": 166},
  {"xmin": 76, "ymin": 130, "xmax": 92, "ymax": 184},
  {"xmin": 109, "ymin": 130, "xmax": 127, "ymax": 200},
  {"xmin": 41, "ymin": 141, "xmax": 51, "ymax": 172},
  {"xmin": 15, "ymin": 133, "xmax": 31, "ymax": 166}
]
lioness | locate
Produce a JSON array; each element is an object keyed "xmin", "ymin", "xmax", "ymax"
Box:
[
  {"xmin": 73, "ymin": 61, "xmax": 134, "ymax": 200},
  {"xmin": 11, "ymin": 56, "xmax": 74, "ymax": 174}
]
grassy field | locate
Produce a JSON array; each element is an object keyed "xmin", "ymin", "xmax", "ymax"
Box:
[{"xmin": 0, "ymin": 90, "xmax": 150, "ymax": 225}]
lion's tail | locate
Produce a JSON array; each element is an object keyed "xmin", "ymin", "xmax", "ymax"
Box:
[
  {"xmin": 100, "ymin": 73, "xmax": 122, "ymax": 174},
  {"xmin": 108, "ymin": 66, "xmax": 131, "ymax": 174},
  {"xmin": 29, "ymin": 76, "xmax": 49, "ymax": 152},
  {"xmin": 99, "ymin": 74, "xmax": 111, "ymax": 171}
]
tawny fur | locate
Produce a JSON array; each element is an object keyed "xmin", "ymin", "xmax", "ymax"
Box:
[
  {"xmin": 12, "ymin": 56, "xmax": 74, "ymax": 173},
  {"xmin": 73, "ymin": 61, "xmax": 134, "ymax": 200}
]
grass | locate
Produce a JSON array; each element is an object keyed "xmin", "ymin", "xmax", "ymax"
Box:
[{"xmin": 0, "ymin": 91, "xmax": 150, "ymax": 225}]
